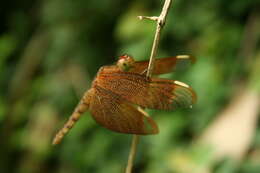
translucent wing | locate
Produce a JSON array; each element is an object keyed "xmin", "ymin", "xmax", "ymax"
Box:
[
  {"xmin": 129, "ymin": 55, "xmax": 195, "ymax": 75},
  {"xmin": 88, "ymin": 86, "xmax": 159, "ymax": 134},
  {"xmin": 100, "ymin": 55, "xmax": 195, "ymax": 75},
  {"xmin": 97, "ymin": 71, "xmax": 196, "ymax": 110}
]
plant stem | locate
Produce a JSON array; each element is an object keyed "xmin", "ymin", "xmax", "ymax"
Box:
[
  {"xmin": 125, "ymin": 0, "xmax": 172, "ymax": 172},
  {"xmin": 126, "ymin": 135, "xmax": 140, "ymax": 173},
  {"xmin": 145, "ymin": 0, "xmax": 172, "ymax": 78}
]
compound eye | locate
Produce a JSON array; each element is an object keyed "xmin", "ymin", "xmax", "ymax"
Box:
[
  {"xmin": 122, "ymin": 62, "xmax": 127, "ymax": 67},
  {"xmin": 117, "ymin": 55, "xmax": 135, "ymax": 72}
]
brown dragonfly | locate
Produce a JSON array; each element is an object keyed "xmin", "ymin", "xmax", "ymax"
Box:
[{"xmin": 52, "ymin": 54, "xmax": 196, "ymax": 145}]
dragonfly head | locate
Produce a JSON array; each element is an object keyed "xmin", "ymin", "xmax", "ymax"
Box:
[{"xmin": 117, "ymin": 54, "xmax": 135, "ymax": 72}]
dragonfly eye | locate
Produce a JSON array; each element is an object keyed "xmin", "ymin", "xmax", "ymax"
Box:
[{"xmin": 117, "ymin": 55, "xmax": 135, "ymax": 72}]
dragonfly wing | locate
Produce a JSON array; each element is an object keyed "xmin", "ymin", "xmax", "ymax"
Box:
[
  {"xmin": 97, "ymin": 72, "xmax": 196, "ymax": 110},
  {"xmin": 89, "ymin": 86, "xmax": 159, "ymax": 134},
  {"xmin": 129, "ymin": 55, "xmax": 195, "ymax": 75},
  {"xmin": 149, "ymin": 78, "xmax": 196, "ymax": 109}
]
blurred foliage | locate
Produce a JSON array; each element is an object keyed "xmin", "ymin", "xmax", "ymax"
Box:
[{"xmin": 0, "ymin": 0, "xmax": 260, "ymax": 173}]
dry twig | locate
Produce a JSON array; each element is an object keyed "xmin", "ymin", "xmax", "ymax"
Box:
[{"xmin": 125, "ymin": 0, "xmax": 172, "ymax": 172}]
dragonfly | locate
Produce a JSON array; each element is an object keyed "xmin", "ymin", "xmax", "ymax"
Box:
[{"xmin": 52, "ymin": 54, "xmax": 196, "ymax": 145}]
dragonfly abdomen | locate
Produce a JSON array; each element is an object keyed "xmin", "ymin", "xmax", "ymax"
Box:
[{"xmin": 52, "ymin": 92, "xmax": 90, "ymax": 145}]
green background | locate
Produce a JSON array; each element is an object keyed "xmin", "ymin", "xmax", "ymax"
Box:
[{"xmin": 1, "ymin": 0, "xmax": 260, "ymax": 172}]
